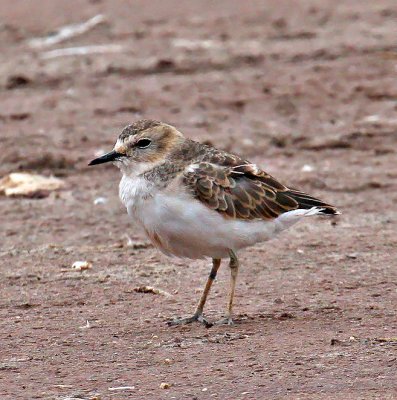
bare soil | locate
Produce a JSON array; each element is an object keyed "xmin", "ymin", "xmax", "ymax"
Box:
[{"xmin": 1, "ymin": 1, "xmax": 396, "ymax": 399}]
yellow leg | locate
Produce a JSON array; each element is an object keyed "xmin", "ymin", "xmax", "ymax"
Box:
[
  {"xmin": 217, "ymin": 249, "xmax": 239, "ymax": 325},
  {"xmin": 168, "ymin": 258, "xmax": 221, "ymax": 327},
  {"xmin": 195, "ymin": 258, "xmax": 221, "ymax": 315}
]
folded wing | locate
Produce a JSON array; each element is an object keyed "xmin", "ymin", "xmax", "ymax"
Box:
[{"xmin": 183, "ymin": 162, "xmax": 338, "ymax": 220}]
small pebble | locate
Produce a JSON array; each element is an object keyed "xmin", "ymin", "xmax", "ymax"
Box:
[
  {"xmin": 346, "ymin": 253, "xmax": 358, "ymax": 259},
  {"xmin": 94, "ymin": 197, "xmax": 108, "ymax": 205},
  {"xmin": 301, "ymin": 164, "xmax": 314, "ymax": 172},
  {"xmin": 362, "ymin": 115, "xmax": 380, "ymax": 123},
  {"xmin": 72, "ymin": 261, "xmax": 92, "ymax": 271},
  {"xmin": 160, "ymin": 382, "xmax": 171, "ymax": 389}
]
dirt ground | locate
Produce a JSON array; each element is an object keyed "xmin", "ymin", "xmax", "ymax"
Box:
[{"xmin": 1, "ymin": 1, "xmax": 397, "ymax": 399}]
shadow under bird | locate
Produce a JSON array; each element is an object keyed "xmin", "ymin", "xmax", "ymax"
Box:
[{"xmin": 89, "ymin": 119, "xmax": 339, "ymax": 327}]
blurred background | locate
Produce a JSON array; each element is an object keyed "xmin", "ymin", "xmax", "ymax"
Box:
[{"xmin": 1, "ymin": 1, "xmax": 396, "ymax": 399}]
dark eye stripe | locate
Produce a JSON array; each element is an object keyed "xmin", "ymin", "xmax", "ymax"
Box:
[{"xmin": 136, "ymin": 138, "xmax": 151, "ymax": 148}]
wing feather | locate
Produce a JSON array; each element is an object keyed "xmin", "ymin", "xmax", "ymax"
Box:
[{"xmin": 183, "ymin": 158, "xmax": 338, "ymax": 220}]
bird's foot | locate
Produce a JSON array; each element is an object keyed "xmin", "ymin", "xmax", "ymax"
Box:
[
  {"xmin": 167, "ymin": 313, "xmax": 213, "ymax": 328},
  {"xmin": 215, "ymin": 316, "xmax": 234, "ymax": 326}
]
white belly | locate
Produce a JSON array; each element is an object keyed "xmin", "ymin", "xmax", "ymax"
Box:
[{"xmin": 119, "ymin": 175, "xmax": 322, "ymax": 259}]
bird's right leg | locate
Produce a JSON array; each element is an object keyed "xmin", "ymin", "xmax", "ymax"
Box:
[
  {"xmin": 168, "ymin": 258, "xmax": 221, "ymax": 327},
  {"xmin": 215, "ymin": 249, "xmax": 239, "ymax": 325}
]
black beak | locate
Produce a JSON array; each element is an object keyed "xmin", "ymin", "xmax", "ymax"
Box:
[{"xmin": 88, "ymin": 150, "xmax": 123, "ymax": 166}]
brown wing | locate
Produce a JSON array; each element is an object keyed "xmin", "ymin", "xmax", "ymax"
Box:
[{"xmin": 183, "ymin": 162, "xmax": 338, "ymax": 220}]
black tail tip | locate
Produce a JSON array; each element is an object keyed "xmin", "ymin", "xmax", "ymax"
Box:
[{"xmin": 319, "ymin": 207, "xmax": 341, "ymax": 216}]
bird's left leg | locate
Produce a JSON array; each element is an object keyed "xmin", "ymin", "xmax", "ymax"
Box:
[
  {"xmin": 216, "ymin": 249, "xmax": 239, "ymax": 325},
  {"xmin": 168, "ymin": 258, "xmax": 221, "ymax": 327}
]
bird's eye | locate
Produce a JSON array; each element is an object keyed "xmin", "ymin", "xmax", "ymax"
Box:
[{"xmin": 136, "ymin": 138, "xmax": 151, "ymax": 148}]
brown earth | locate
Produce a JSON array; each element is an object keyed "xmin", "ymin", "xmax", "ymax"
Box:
[{"xmin": 1, "ymin": 1, "xmax": 397, "ymax": 399}]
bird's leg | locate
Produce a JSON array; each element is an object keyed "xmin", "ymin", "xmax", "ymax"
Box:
[
  {"xmin": 168, "ymin": 258, "xmax": 221, "ymax": 327},
  {"xmin": 216, "ymin": 249, "xmax": 239, "ymax": 325}
]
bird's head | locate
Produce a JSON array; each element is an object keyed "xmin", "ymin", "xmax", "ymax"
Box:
[{"xmin": 89, "ymin": 119, "xmax": 184, "ymax": 174}]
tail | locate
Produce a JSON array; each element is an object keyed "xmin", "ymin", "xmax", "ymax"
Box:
[{"xmin": 286, "ymin": 188, "xmax": 340, "ymax": 215}]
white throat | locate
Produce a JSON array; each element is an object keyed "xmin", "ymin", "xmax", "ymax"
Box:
[
  {"xmin": 118, "ymin": 161, "xmax": 158, "ymax": 218},
  {"xmin": 116, "ymin": 159, "xmax": 157, "ymax": 177}
]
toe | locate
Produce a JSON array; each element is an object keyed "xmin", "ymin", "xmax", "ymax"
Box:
[
  {"xmin": 167, "ymin": 314, "xmax": 213, "ymax": 327},
  {"xmin": 167, "ymin": 316, "xmax": 195, "ymax": 326},
  {"xmin": 215, "ymin": 317, "xmax": 234, "ymax": 325},
  {"xmin": 197, "ymin": 315, "xmax": 213, "ymax": 328}
]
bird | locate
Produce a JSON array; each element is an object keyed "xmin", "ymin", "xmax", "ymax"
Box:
[{"xmin": 89, "ymin": 119, "xmax": 339, "ymax": 327}]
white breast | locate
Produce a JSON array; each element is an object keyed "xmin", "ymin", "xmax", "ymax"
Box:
[
  {"xmin": 119, "ymin": 174, "xmax": 151, "ymax": 213},
  {"xmin": 119, "ymin": 174, "xmax": 322, "ymax": 259}
]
